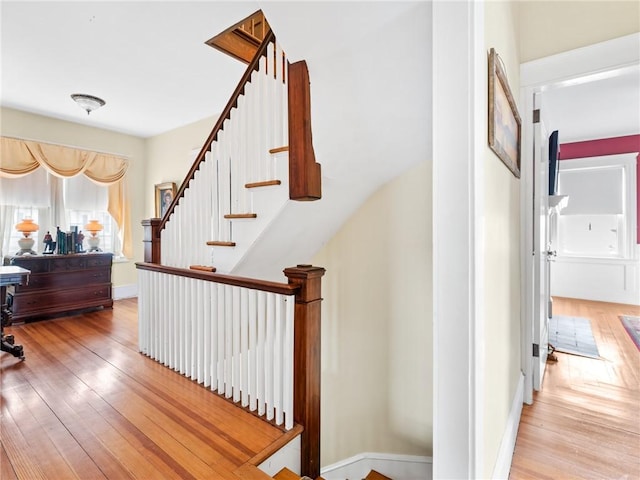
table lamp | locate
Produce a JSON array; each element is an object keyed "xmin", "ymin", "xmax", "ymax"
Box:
[
  {"xmin": 15, "ymin": 219, "xmax": 39, "ymax": 255},
  {"xmin": 84, "ymin": 220, "xmax": 103, "ymax": 252}
]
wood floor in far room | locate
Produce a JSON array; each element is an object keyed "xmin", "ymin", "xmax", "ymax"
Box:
[{"xmin": 509, "ymin": 297, "xmax": 640, "ymax": 480}]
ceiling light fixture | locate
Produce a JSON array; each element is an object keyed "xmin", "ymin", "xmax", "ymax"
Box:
[{"xmin": 70, "ymin": 93, "xmax": 106, "ymax": 115}]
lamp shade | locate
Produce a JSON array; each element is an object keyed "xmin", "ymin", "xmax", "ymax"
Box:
[
  {"xmin": 84, "ymin": 219, "xmax": 103, "ymax": 236},
  {"xmin": 15, "ymin": 218, "xmax": 39, "ymax": 237}
]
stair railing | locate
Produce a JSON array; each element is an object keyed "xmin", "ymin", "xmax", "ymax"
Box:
[
  {"xmin": 145, "ymin": 31, "xmax": 322, "ymax": 268},
  {"xmin": 136, "ymin": 262, "xmax": 324, "ymax": 479},
  {"xmin": 159, "ymin": 31, "xmax": 288, "ymax": 268}
]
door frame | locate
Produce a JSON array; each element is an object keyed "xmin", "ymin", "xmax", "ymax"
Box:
[{"xmin": 520, "ymin": 33, "xmax": 640, "ymax": 404}]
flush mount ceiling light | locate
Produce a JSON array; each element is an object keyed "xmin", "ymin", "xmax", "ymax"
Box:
[{"xmin": 70, "ymin": 93, "xmax": 106, "ymax": 115}]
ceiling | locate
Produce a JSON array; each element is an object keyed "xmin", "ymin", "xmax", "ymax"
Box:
[
  {"xmin": 541, "ymin": 65, "xmax": 640, "ymax": 143},
  {"xmin": 1, "ymin": 2, "xmax": 637, "ymax": 144},
  {"xmin": 0, "ymin": 1, "xmax": 262, "ymax": 138}
]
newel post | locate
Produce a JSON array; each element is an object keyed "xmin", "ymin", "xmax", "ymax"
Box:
[
  {"xmin": 141, "ymin": 219, "xmax": 162, "ymax": 264},
  {"xmin": 283, "ymin": 264, "xmax": 326, "ymax": 479}
]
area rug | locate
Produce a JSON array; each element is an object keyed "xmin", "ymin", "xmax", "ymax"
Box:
[
  {"xmin": 619, "ymin": 315, "xmax": 640, "ymax": 351},
  {"xmin": 549, "ymin": 315, "xmax": 600, "ymax": 359}
]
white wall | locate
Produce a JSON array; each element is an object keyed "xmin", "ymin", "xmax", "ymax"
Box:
[
  {"xmin": 484, "ymin": 2, "xmax": 522, "ymax": 478},
  {"xmin": 518, "ymin": 0, "xmax": 640, "ymax": 62},
  {"xmin": 144, "ymin": 115, "xmax": 216, "ymax": 219},
  {"xmin": 312, "ymin": 160, "xmax": 432, "ymax": 466}
]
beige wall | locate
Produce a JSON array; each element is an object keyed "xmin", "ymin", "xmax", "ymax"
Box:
[
  {"xmin": 519, "ymin": 0, "xmax": 640, "ymax": 62},
  {"xmin": 144, "ymin": 115, "xmax": 216, "ymax": 218},
  {"xmin": 312, "ymin": 160, "xmax": 432, "ymax": 466},
  {"xmin": 484, "ymin": 2, "xmax": 522, "ymax": 478},
  {"xmin": 0, "ymin": 107, "xmax": 145, "ymax": 288}
]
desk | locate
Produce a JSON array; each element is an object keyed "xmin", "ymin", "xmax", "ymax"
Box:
[{"xmin": 1, "ymin": 266, "xmax": 30, "ymax": 360}]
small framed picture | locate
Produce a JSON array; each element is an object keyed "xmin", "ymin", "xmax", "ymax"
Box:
[
  {"xmin": 155, "ymin": 182, "xmax": 177, "ymax": 218},
  {"xmin": 488, "ymin": 48, "xmax": 521, "ymax": 178}
]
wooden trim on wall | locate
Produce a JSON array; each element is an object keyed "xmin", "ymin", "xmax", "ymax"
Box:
[
  {"xmin": 559, "ymin": 134, "xmax": 640, "ymax": 160},
  {"xmin": 288, "ymin": 61, "xmax": 322, "ymax": 201}
]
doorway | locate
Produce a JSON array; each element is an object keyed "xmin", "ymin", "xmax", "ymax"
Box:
[{"xmin": 520, "ymin": 33, "xmax": 640, "ymax": 404}]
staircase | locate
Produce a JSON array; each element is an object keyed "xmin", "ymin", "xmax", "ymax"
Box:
[
  {"xmin": 151, "ymin": 26, "xmax": 320, "ymax": 281},
  {"xmin": 274, "ymin": 467, "xmax": 393, "ymax": 480}
]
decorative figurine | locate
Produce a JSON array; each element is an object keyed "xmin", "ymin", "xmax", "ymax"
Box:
[
  {"xmin": 76, "ymin": 230, "xmax": 85, "ymax": 253},
  {"xmin": 43, "ymin": 231, "xmax": 54, "ymax": 254}
]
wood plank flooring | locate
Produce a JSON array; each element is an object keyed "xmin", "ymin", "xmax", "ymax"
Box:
[
  {"xmin": 510, "ymin": 297, "xmax": 640, "ymax": 480},
  {"xmin": 1, "ymin": 299, "xmax": 289, "ymax": 480}
]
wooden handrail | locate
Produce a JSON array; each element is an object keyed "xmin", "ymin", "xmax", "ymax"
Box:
[
  {"xmin": 158, "ymin": 29, "xmax": 276, "ymax": 234},
  {"xmin": 136, "ymin": 261, "xmax": 297, "ymax": 296}
]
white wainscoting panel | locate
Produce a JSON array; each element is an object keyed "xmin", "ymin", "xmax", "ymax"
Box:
[{"xmin": 551, "ymin": 257, "xmax": 640, "ymax": 305}]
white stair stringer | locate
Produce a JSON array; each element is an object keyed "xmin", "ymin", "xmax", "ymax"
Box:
[{"xmin": 210, "ymin": 150, "xmax": 290, "ymax": 273}]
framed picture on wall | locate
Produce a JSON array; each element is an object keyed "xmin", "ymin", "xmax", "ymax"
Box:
[
  {"xmin": 488, "ymin": 48, "xmax": 521, "ymax": 178},
  {"xmin": 155, "ymin": 182, "xmax": 177, "ymax": 218}
]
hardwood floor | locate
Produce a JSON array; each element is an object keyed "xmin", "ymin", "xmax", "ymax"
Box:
[
  {"xmin": 1, "ymin": 299, "xmax": 295, "ymax": 480},
  {"xmin": 510, "ymin": 297, "xmax": 640, "ymax": 480}
]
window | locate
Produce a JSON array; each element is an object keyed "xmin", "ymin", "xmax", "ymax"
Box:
[
  {"xmin": 555, "ymin": 154, "xmax": 636, "ymax": 260},
  {"xmin": 0, "ymin": 171, "xmax": 120, "ymax": 258}
]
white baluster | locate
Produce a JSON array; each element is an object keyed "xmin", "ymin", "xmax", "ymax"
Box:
[
  {"xmin": 265, "ymin": 292, "xmax": 275, "ymax": 421},
  {"xmin": 231, "ymin": 286, "xmax": 241, "ymax": 402},
  {"xmin": 209, "ymin": 281, "xmax": 217, "ymax": 390},
  {"xmin": 217, "ymin": 283, "xmax": 225, "ymax": 394},
  {"xmin": 202, "ymin": 280, "xmax": 211, "ymax": 388},
  {"xmin": 240, "ymin": 287, "xmax": 249, "ymax": 408},
  {"xmin": 248, "ymin": 288, "xmax": 258, "ymax": 412},
  {"xmin": 257, "ymin": 290, "xmax": 266, "ymax": 416},
  {"xmin": 274, "ymin": 294, "xmax": 284, "ymax": 425}
]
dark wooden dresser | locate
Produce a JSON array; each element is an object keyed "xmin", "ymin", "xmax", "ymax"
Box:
[{"xmin": 3, "ymin": 253, "xmax": 113, "ymax": 323}]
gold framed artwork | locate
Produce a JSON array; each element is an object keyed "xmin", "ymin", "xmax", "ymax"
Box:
[
  {"xmin": 155, "ymin": 182, "xmax": 177, "ymax": 218},
  {"xmin": 488, "ymin": 48, "xmax": 521, "ymax": 178}
]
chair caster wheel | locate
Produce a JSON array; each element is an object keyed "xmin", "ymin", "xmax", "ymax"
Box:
[{"xmin": 5, "ymin": 334, "xmax": 14, "ymax": 345}]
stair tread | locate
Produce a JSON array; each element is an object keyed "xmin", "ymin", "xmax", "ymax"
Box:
[
  {"xmin": 269, "ymin": 146, "xmax": 289, "ymax": 154},
  {"xmin": 189, "ymin": 265, "xmax": 216, "ymax": 272},
  {"xmin": 273, "ymin": 468, "xmax": 301, "ymax": 480},
  {"xmin": 206, "ymin": 241, "xmax": 236, "ymax": 247},
  {"xmin": 365, "ymin": 471, "xmax": 392, "ymax": 480},
  {"xmin": 224, "ymin": 213, "xmax": 257, "ymax": 219},
  {"xmin": 246, "ymin": 179, "xmax": 282, "ymax": 189}
]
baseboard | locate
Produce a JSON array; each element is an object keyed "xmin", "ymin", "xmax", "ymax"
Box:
[
  {"xmin": 321, "ymin": 452, "xmax": 432, "ymax": 480},
  {"xmin": 113, "ymin": 283, "xmax": 137, "ymax": 300},
  {"xmin": 492, "ymin": 372, "xmax": 524, "ymax": 479}
]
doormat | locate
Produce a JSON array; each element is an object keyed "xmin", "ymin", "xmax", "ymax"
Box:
[
  {"xmin": 619, "ymin": 315, "xmax": 640, "ymax": 351},
  {"xmin": 549, "ymin": 315, "xmax": 599, "ymax": 359}
]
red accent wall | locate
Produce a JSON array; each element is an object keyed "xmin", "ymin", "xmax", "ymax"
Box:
[{"xmin": 559, "ymin": 134, "xmax": 640, "ymax": 244}]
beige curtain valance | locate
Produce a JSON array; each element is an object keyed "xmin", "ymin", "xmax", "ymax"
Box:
[
  {"xmin": 0, "ymin": 136, "xmax": 132, "ymax": 257},
  {"xmin": 0, "ymin": 136, "xmax": 128, "ymax": 183}
]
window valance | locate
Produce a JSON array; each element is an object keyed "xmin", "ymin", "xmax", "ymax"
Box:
[
  {"xmin": 0, "ymin": 136, "xmax": 132, "ymax": 257},
  {"xmin": 0, "ymin": 136, "xmax": 128, "ymax": 183}
]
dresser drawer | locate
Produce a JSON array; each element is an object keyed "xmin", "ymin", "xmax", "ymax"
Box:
[
  {"xmin": 12, "ymin": 268, "xmax": 111, "ymax": 292},
  {"xmin": 50, "ymin": 257, "xmax": 86, "ymax": 271},
  {"xmin": 10, "ymin": 284, "xmax": 112, "ymax": 317}
]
